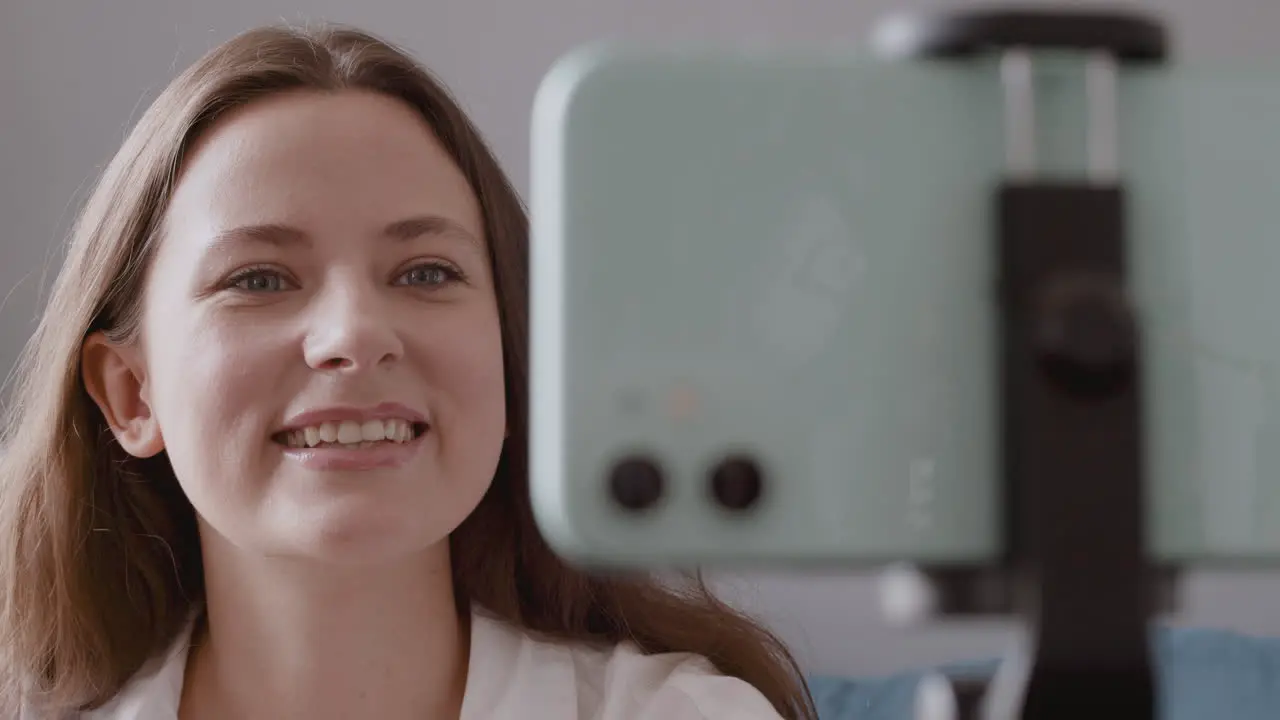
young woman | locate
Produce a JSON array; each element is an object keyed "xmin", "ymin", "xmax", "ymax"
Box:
[{"xmin": 0, "ymin": 23, "xmax": 818, "ymax": 720}]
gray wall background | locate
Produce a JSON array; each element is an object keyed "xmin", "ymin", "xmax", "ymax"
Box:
[{"xmin": 3, "ymin": 0, "xmax": 1280, "ymax": 678}]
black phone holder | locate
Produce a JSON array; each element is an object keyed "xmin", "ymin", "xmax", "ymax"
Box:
[{"xmin": 874, "ymin": 8, "xmax": 1172, "ymax": 720}]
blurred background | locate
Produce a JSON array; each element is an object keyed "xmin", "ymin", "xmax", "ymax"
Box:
[{"xmin": 3, "ymin": 0, "xmax": 1280, "ymax": 680}]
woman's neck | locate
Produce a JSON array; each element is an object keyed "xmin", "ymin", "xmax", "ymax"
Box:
[{"xmin": 180, "ymin": 533, "xmax": 470, "ymax": 720}]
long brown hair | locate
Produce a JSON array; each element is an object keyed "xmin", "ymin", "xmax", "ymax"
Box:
[{"xmin": 0, "ymin": 22, "xmax": 817, "ymax": 719}]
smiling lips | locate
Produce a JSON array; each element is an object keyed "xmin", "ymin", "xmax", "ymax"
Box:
[
  {"xmin": 282, "ymin": 418, "xmax": 421, "ymax": 449},
  {"xmin": 274, "ymin": 404, "xmax": 429, "ymax": 471}
]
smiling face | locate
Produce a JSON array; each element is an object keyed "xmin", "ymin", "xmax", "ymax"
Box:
[{"xmin": 102, "ymin": 89, "xmax": 507, "ymax": 563}]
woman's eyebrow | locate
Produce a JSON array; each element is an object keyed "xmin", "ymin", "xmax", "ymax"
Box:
[
  {"xmin": 205, "ymin": 222, "xmax": 308, "ymax": 253},
  {"xmin": 204, "ymin": 214, "xmax": 481, "ymax": 255},
  {"xmin": 381, "ymin": 215, "xmax": 480, "ymax": 246}
]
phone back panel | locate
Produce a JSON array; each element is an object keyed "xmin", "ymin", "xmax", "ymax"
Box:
[
  {"xmin": 1125, "ymin": 62, "xmax": 1280, "ymax": 563},
  {"xmin": 530, "ymin": 47, "xmax": 1005, "ymax": 567},
  {"xmin": 528, "ymin": 46, "xmax": 1280, "ymax": 568}
]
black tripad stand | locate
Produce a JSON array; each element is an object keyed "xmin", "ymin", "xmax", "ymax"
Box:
[{"xmin": 874, "ymin": 8, "xmax": 1172, "ymax": 720}]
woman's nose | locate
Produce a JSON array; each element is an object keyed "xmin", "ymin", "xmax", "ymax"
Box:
[{"xmin": 302, "ymin": 285, "xmax": 405, "ymax": 372}]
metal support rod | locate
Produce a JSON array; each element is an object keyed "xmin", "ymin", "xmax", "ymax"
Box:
[
  {"xmin": 1087, "ymin": 52, "xmax": 1120, "ymax": 182},
  {"xmin": 1001, "ymin": 50, "xmax": 1038, "ymax": 178}
]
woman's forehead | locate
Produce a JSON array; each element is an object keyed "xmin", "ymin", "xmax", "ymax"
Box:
[{"xmin": 168, "ymin": 90, "xmax": 482, "ymax": 239}]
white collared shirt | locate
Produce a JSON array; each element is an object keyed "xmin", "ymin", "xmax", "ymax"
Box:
[{"xmin": 34, "ymin": 606, "xmax": 782, "ymax": 719}]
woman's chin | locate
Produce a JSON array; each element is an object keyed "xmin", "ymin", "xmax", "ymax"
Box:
[{"xmin": 265, "ymin": 498, "xmax": 450, "ymax": 566}]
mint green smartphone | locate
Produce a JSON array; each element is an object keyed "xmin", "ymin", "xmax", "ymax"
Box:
[{"xmin": 527, "ymin": 45, "xmax": 1280, "ymax": 569}]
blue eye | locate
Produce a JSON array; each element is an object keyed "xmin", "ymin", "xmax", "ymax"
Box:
[
  {"xmin": 228, "ymin": 269, "xmax": 291, "ymax": 292},
  {"xmin": 397, "ymin": 263, "xmax": 462, "ymax": 288}
]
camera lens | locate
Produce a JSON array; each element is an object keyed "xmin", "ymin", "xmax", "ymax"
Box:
[
  {"xmin": 709, "ymin": 455, "xmax": 764, "ymax": 511},
  {"xmin": 608, "ymin": 456, "xmax": 664, "ymax": 511}
]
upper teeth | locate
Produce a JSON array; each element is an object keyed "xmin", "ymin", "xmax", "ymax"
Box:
[{"xmin": 285, "ymin": 419, "xmax": 417, "ymax": 448}]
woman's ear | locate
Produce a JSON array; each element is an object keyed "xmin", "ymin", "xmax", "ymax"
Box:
[{"xmin": 82, "ymin": 332, "xmax": 164, "ymax": 458}]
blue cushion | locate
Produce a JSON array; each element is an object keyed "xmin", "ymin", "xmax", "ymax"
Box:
[{"xmin": 805, "ymin": 626, "xmax": 1280, "ymax": 719}]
